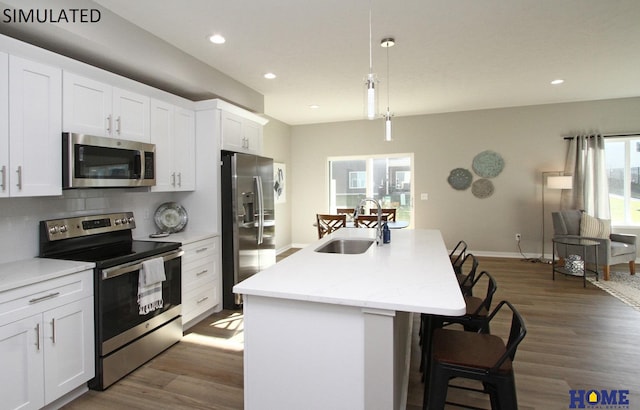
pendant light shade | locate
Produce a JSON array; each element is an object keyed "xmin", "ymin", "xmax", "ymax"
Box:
[
  {"xmin": 364, "ymin": 6, "xmax": 378, "ymax": 120},
  {"xmin": 365, "ymin": 73, "xmax": 378, "ymax": 120},
  {"xmin": 384, "ymin": 111, "xmax": 392, "ymax": 141},
  {"xmin": 381, "ymin": 37, "xmax": 395, "ymax": 141}
]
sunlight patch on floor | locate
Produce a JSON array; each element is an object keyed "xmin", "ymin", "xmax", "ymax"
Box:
[
  {"xmin": 181, "ymin": 312, "xmax": 245, "ymax": 351},
  {"xmin": 181, "ymin": 332, "xmax": 244, "ymax": 351}
]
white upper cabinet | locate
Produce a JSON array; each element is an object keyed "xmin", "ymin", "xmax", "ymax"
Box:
[
  {"xmin": 150, "ymin": 99, "xmax": 195, "ymax": 192},
  {"xmin": 6, "ymin": 56, "xmax": 62, "ymax": 198},
  {"xmin": 0, "ymin": 52, "xmax": 8, "ymax": 198},
  {"xmin": 63, "ymin": 72, "xmax": 150, "ymax": 142},
  {"xmin": 213, "ymin": 99, "xmax": 267, "ymax": 155},
  {"xmin": 220, "ymin": 110, "xmax": 263, "ymax": 155}
]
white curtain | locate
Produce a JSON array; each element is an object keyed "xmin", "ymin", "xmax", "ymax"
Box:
[{"xmin": 561, "ymin": 134, "xmax": 610, "ymax": 219}]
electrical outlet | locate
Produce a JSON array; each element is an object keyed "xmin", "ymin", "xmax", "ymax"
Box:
[{"xmin": 515, "ymin": 233, "xmax": 521, "ymax": 241}]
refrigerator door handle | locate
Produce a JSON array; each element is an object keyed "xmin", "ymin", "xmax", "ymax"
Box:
[{"xmin": 255, "ymin": 175, "xmax": 265, "ymax": 245}]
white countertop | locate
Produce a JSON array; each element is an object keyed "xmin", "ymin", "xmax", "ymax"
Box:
[
  {"xmin": 135, "ymin": 230, "xmax": 218, "ymax": 245},
  {"xmin": 0, "ymin": 258, "xmax": 95, "ymax": 293},
  {"xmin": 234, "ymin": 228, "xmax": 466, "ymax": 316}
]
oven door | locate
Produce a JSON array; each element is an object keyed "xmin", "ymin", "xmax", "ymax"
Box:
[{"xmin": 97, "ymin": 249, "xmax": 183, "ymax": 356}]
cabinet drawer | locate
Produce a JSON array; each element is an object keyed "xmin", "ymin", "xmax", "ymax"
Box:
[
  {"xmin": 183, "ymin": 258, "xmax": 217, "ymax": 294},
  {"xmin": 0, "ymin": 270, "xmax": 93, "ymax": 326},
  {"xmin": 181, "ymin": 238, "xmax": 217, "ymax": 265},
  {"xmin": 183, "ymin": 283, "xmax": 217, "ymax": 321}
]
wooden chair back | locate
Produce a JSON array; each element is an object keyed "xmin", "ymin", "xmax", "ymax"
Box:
[
  {"xmin": 354, "ymin": 214, "xmax": 388, "ymax": 228},
  {"xmin": 369, "ymin": 208, "xmax": 396, "ymax": 222},
  {"xmin": 316, "ymin": 214, "xmax": 347, "ymax": 239},
  {"xmin": 336, "ymin": 208, "xmax": 355, "ymax": 215}
]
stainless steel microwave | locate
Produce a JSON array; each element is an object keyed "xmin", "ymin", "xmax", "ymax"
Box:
[{"xmin": 63, "ymin": 133, "xmax": 156, "ymax": 189}]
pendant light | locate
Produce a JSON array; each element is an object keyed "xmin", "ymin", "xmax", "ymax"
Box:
[
  {"xmin": 364, "ymin": 4, "xmax": 378, "ymax": 120},
  {"xmin": 381, "ymin": 37, "xmax": 395, "ymax": 141}
]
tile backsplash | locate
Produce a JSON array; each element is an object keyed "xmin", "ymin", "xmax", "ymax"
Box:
[{"xmin": 0, "ymin": 188, "xmax": 183, "ymax": 264}]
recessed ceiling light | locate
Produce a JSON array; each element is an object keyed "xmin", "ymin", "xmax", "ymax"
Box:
[
  {"xmin": 264, "ymin": 72, "xmax": 277, "ymax": 79},
  {"xmin": 309, "ymin": 104, "xmax": 320, "ymax": 109},
  {"xmin": 550, "ymin": 79, "xmax": 564, "ymax": 85},
  {"xmin": 209, "ymin": 34, "xmax": 226, "ymax": 44}
]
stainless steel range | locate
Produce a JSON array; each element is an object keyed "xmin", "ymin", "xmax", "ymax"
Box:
[{"xmin": 39, "ymin": 212, "xmax": 183, "ymax": 390}]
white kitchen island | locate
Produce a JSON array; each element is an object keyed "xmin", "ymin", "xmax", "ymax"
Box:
[{"xmin": 233, "ymin": 228, "xmax": 465, "ymax": 410}]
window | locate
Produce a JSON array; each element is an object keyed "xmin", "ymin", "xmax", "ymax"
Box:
[
  {"xmin": 605, "ymin": 137, "xmax": 640, "ymax": 225},
  {"xmin": 328, "ymin": 154, "xmax": 413, "ymax": 224},
  {"xmin": 348, "ymin": 171, "xmax": 366, "ymax": 189}
]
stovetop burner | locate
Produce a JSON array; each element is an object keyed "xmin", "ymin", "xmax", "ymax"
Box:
[
  {"xmin": 52, "ymin": 239, "xmax": 181, "ymax": 268},
  {"xmin": 39, "ymin": 212, "xmax": 181, "ymax": 268}
]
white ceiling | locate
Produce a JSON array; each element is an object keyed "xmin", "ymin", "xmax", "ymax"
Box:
[{"xmin": 94, "ymin": 0, "xmax": 640, "ymax": 125}]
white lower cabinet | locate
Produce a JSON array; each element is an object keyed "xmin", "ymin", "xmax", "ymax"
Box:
[
  {"xmin": 0, "ymin": 270, "xmax": 94, "ymax": 410},
  {"xmin": 181, "ymin": 236, "xmax": 220, "ymax": 328}
]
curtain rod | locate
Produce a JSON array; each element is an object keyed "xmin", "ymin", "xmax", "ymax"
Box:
[{"xmin": 563, "ymin": 133, "xmax": 640, "ymax": 140}]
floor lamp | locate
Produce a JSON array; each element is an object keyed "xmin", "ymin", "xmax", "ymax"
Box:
[{"xmin": 540, "ymin": 172, "xmax": 573, "ymax": 263}]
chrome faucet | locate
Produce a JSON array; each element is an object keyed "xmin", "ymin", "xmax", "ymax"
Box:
[{"xmin": 354, "ymin": 197, "xmax": 384, "ymax": 245}]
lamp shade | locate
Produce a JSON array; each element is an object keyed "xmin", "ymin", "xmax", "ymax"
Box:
[{"xmin": 547, "ymin": 175, "xmax": 573, "ymax": 190}]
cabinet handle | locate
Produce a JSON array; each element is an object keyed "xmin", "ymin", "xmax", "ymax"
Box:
[
  {"xmin": 196, "ymin": 269, "xmax": 208, "ymax": 276},
  {"xmin": 116, "ymin": 116, "xmax": 122, "ymax": 135},
  {"xmin": 106, "ymin": 115, "xmax": 112, "ymax": 134},
  {"xmin": 29, "ymin": 292, "xmax": 61, "ymax": 304},
  {"xmin": 177, "ymin": 172, "xmax": 182, "ymax": 187},
  {"xmin": 35, "ymin": 323, "xmax": 40, "ymax": 351},
  {"xmin": 195, "ymin": 247, "xmax": 209, "ymax": 253},
  {"xmin": 1, "ymin": 165, "xmax": 5, "ymax": 191},
  {"xmin": 51, "ymin": 318, "xmax": 56, "ymax": 344},
  {"xmin": 171, "ymin": 172, "xmax": 176, "ymax": 186},
  {"xmin": 196, "ymin": 296, "xmax": 209, "ymax": 304},
  {"xmin": 16, "ymin": 166, "xmax": 22, "ymax": 190}
]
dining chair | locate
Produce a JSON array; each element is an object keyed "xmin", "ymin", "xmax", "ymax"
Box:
[
  {"xmin": 424, "ymin": 300, "xmax": 527, "ymax": 409},
  {"xmin": 420, "ymin": 271, "xmax": 498, "ymax": 379},
  {"xmin": 354, "ymin": 214, "xmax": 388, "ymax": 228},
  {"xmin": 336, "ymin": 208, "xmax": 355, "ymax": 216},
  {"xmin": 456, "ymin": 253, "xmax": 479, "ymax": 296},
  {"xmin": 316, "ymin": 214, "xmax": 347, "ymax": 239},
  {"xmin": 449, "ymin": 240, "xmax": 468, "ymax": 272},
  {"xmin": 369, "ymin": 208, "xmax": 397, "ymax": 222}
]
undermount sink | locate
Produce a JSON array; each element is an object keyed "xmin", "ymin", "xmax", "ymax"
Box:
[{"xmin": 314, "ymin": 238, "xmax": 375, "ymax": 254}]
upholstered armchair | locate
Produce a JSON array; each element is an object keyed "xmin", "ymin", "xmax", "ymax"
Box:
[{"xmin": 551, "ymin": 210, "xmax": 636, "ymax": 280}]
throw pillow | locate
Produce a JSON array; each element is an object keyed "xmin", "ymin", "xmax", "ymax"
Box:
[{"xmin": 580, "ymin": 213, "xmax": 611, "ymax": 239}]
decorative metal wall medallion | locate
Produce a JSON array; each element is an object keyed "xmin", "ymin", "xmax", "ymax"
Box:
[
  {"xmin": 447, "ymin": 168, "xmax": 473, "ymax": 190},
  {"xmin": 471, "ymin": 178, "xmax": 494, "ymax": 198},
  {"xmin": 472, "ymin": 150, "xmax": 504, "ymax": 178}
]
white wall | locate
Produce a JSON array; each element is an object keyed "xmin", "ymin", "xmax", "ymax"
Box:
[
  {"xmin": 0, "ymin": 189, "xmax": 180, "ymax": 264},
  {"xmin": 262, "ymin": 116, "xmax": 293, "ymax": 253},
  {"xmin": 290, "ymin": 97, "xmax": 640, "ymax": 256}
]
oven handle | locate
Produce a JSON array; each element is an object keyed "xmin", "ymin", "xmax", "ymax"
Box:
[{"xmin": 101, "ymin": 249, "xmax": 184, "ymax": 280}]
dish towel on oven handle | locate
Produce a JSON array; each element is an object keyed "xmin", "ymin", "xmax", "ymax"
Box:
[{"xmin": 138, "ymin": 257, "xmax": 166, "ymax": 315}]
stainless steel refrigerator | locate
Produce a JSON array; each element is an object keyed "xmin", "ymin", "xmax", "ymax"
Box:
[{"xmin": 221, "ymin": 151, "xmax": 276, "ymax": 309}]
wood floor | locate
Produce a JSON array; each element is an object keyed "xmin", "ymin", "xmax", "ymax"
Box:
[{"xmin": 63, "ymin": 256, "xmax": 640, "ymax": 410}]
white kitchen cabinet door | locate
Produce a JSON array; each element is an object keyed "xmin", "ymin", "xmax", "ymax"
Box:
[
  {"xmin": 63, "ymin": 72, "xmax": 150, "ymax": 142},
  {"xmin": 0, "ymin": 315, "xmax": 45, "ymax": 410},
  {"xmin": 42, "ymin": 297, "xmax": 94, "ymax": 404},
  {"xmin": 112, "ymin": 87, "xmax": 150, "ymax": 142},
  {"xmin": 62, "ymin": 72, "xmax": 112, "ymax": 137},
  {"xmin": 150, "ymin": 99, "xmax": 174, "ymax": 192},
  {"xmin": 0, "ymin": 52, "xmax": 8, "ymax": 198},
  {"xmin": 243, "ymin": 119, "xmax": 262, "ymax": 154},
  {"xmin": 151, "ymin": 100, "xmax": 195, "ymax": 192},
  {"xmin": 173, "ymin": 107, "xmax": 195, "ymax": 191},
  {"xmin": 9, "ymin": 56, "xmax": 62, "ymax": 197},
  {"xmin": 220, "ymin": 110, "xmax": 245, "ymax": 152},
  {"xmin": 220, "ymin": 110, "xmax": 263, "ymax": 155}
]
